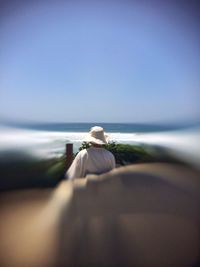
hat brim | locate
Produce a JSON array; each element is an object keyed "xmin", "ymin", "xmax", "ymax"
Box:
[{"xmin": 84, "ymin": 134, "xmax": 109, "ymax": 145}]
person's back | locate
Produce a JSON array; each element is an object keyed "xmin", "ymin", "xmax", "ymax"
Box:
[
  {"xmin": 66, "ymin": 126, "xmax": 116, "ymax": 179},
  {"xmin": 85, "ymin": 146, "xmax": 115, "ymax": 175}
]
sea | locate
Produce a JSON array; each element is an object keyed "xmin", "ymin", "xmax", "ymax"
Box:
[{"xmin": 0, "ymin": 121, "xmax": 200, "ymax": 169}]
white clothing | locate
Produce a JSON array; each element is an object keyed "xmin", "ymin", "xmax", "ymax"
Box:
[{"xmin": 66, "ymin": 147, "xmax": 115, "ymax": 179}]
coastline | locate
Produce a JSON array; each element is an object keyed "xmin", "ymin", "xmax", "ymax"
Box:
[{"xmin": 0, "ymin": 124, "xmax": 200, "ymax": 191}]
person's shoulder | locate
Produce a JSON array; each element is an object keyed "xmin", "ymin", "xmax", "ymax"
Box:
[{"xmin": 76, "ymin": 149, "xmax": 88, "ymax": 158}]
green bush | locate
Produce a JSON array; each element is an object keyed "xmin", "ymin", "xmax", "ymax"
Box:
[
  {"xmin": 77, "ymin": 141, "xmax": 187, "ymax": 166},
  {"xmin": 0, "ymin": 142, "xmax": 186, "ymax": 191},
  {"xmin": 0, "ymin": 155, "xmax": 66, "ymax": 191},
  {"xmin": 78, "ymin": 142, "xmax": 155, "ymax": 165}
]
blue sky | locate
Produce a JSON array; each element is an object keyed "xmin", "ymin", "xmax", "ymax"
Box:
[{"xmin": 0, "ymin": 0, "xmax": 200, "ymax": 123}]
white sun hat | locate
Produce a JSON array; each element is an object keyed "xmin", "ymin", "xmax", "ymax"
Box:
[{"xmin": 84, "ymin": 126, "xmax": 109, "ymax": 145}]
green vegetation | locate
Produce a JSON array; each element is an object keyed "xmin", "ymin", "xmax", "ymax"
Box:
[
  {"xmin": 0, "ymin": 155, "xmax": 66, "ymax": 191},
  {"xmin": 78, "ymin": 142, "xmax": 180, "ymax": 166},
  {"xmin": 0, "ymin": 142, "xmax": 186, "ymax": 191}
]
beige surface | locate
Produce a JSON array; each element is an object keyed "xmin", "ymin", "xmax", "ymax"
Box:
[{"xmin": 0, "ymin": 163, "xmax": 200, "ymax": 267}]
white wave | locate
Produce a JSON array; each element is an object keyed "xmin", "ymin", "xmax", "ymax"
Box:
[
  {"xmin": 0, "ymin": 126, "xmax": 199, "ymax": 169},
  {"xmin": 0, "ymin": 127, "xmax": 136, "ymax": 151},
  {"xmin": 131, "ymin": 128, "xmax": 200, "ymax": 169}
]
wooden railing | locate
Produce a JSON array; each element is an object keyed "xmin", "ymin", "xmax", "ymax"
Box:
[{"xmin": 65, "ymin": 143, "xmax": 73, "ymax": 170}]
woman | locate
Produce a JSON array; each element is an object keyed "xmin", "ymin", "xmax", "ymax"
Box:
[{"xmin": 66, "ymin": 126, "xmax": 116, "ymax": 179}]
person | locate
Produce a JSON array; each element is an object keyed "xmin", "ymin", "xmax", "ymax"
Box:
[{"xmin": 66, "ymin": 126, "xmax": 116, "ymax": 179}]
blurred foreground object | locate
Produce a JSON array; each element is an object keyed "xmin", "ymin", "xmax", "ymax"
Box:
[{"xmin": 0, "ymin": 163, "xmax": 200, "ymax": 267}]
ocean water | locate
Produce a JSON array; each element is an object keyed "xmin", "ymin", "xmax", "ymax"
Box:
[
  {"xmin": 0, "ymin": 122, "xmax": 200, "ymax": 169},
  {"xmin": 3, "ymin": 122, "xmax": 192, "ymax": 133}
]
